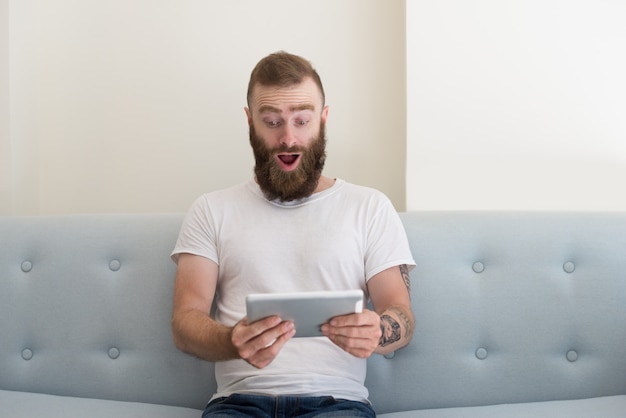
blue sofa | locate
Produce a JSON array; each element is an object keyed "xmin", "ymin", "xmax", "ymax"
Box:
[{"xmin": 1, "ymin": 212, "xmax": 625, "ymax": 417}]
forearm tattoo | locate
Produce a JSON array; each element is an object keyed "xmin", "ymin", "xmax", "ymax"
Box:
[
  {"xmin": 379, "ymin": 307, "xmax": 414, "ymax": 347},
  {"xmin": 393, "ymin": 306, "xmax": 414, "ymax": 337},
  {"xmin": 378, "ymin": 265, "xmax": 414, "ymax": 347},
  {"xmin": 379, "ymin": 314, "xmax": 401, "ymax": 347},
  {"xmin": 400, "ymin": 264, "xmax": 411, "ymax": 299}
]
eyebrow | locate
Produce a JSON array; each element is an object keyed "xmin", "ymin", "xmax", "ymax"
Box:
[{"xmin": 258, "ymin": 103, "xmax": 316, "ymax": 114}]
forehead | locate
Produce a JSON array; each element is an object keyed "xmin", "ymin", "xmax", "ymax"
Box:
[{"xmin": 249, "ymin": 78, "xmax": 323, "ymax": 113}]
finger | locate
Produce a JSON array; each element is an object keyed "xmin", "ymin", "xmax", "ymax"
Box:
[
  {"xmin": 329, "ymin": 309, "xmax": 380, "ymax": 328},
  {"xmin": 323, "ymin": 320, "xmax": 381, "ymax": 341},
  {"xmin": 243, "ymin": 323, "xmax": 296, "ymax": 368},
  {"xmin": 322, "ymin": 320, "xmax": 381, "ymax": 359},
  {"xmin": 326, "ymin": 333, "xmax": 378, "ymax": 359},
  {"xmin": 252, "ymin": 320, "xmax": 295, "ymax": 351},
  {"xmin": 235, "ymin": 320, "xmax": 295, "ymax": 364},
  {"xmin": 328, "ymin": 314, "xmax": 362, "ymax": 327},
  {"xmin": 232, "ymin": 315, "xmax": 282, "ymax": 347}
]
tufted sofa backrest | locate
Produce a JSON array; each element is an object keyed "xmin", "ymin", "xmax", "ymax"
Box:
[
  {"xmin": 0, "ymin": 214, "xmax": 215, "ymax": 409},
  {"xmin": 3, "ymin": 212, "xmax": 626, "ymax": 414},
  {"xmin": 366, "ymin": 212, "xmax": 626, "ymax": 414}
]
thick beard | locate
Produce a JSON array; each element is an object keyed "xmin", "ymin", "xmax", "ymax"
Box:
[{"xmin": 250, "ymin": 122, "xmax": 327, "ymax": 202}]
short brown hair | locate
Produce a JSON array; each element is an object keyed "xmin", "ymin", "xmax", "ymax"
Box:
[{"xmin": 246, "ymin": 51, "xmax": 325, "ymax": 108}]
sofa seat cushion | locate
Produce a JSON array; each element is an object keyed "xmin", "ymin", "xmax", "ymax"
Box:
[
  {"xmin": 0, "ymin": 390, "xmax": 203, "ymax": 418},
  {"xmin": 378, "ymin": 395, "xmax": 626, "ymax": 417}
]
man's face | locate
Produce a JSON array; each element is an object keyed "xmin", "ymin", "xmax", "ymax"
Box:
[{"xmin": 246, "ymin": 78, "xmax": 329, "ymax": 201}]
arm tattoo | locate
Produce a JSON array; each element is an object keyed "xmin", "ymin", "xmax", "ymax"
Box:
[
  {"xmin": 390, "ymin": 306, "xmax": 414, "ymax": 337},
  {"xmin": 377, "ymin": 266, "xmax": 414, "ymax": 348},
  {"xmin": 399, "ymin": 264, "xmax": 411, "ymax": 299},
  {"xmin": 379, "ymin": 314, "xmax": 401, "ymax": 347}
]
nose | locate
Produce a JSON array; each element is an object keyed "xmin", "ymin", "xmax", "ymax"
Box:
[{"xmin": 279, "ymin": 124, "xmax": 297, "ymax": 148}]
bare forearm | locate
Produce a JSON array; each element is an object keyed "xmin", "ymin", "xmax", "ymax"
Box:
[
  {"xmin": 375, "ymin": 304, "xmax": 414, "ymax": 355},
  {"xmin": 171, "ymin": 309, "xmax": 239, "ymax": 362}
]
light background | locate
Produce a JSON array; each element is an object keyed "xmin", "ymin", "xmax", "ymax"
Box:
[
  {"xmin": 3, "ymin": 0, "xmax": 406, "ymax": 214},
  {"xmin": 2, "ymin": 1, "xmax": 625, "ymax": 215},
  {"xmin": 407, "ymin": 0, "xmax": 626, "ymax": 210}
]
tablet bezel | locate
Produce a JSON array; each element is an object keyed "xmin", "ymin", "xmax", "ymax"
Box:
[{"xmin": 245, "ymin": 289, "xmax": 364, "ymax": 338}]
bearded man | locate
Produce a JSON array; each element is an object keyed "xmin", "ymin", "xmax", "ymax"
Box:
[{"xmin": 171, "ymin": 51, "xmax": 415, "ymax": 417}]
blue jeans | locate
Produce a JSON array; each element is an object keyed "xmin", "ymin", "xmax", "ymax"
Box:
[{"xmin": 202, "ymin": 394, "xmax": 376, "ymax": 417}]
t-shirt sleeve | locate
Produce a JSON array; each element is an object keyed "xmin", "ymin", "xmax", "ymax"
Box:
[
  {"xmin": 170, "ymin": 195, "xmax": 219, "ymax": 265},
  {"xmin": 364, "ymin": 197, "xmax": 416, "ymax": 281}
]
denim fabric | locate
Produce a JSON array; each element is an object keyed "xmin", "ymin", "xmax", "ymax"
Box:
[{"xmin": 203, "ymin": 394, "xmax": 376, "ymax": 417}]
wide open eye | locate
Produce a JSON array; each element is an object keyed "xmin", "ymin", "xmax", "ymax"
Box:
[{"xmin": 265, "ymin": 119, "xmax": 282, "ymax": 128}]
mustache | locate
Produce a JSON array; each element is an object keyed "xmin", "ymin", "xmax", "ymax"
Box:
[{"xmin": 271, "ymin": 145, "xmax": 306, "ymax": 155}]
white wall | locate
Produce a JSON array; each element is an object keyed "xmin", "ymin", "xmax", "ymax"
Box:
[
  {"xmin": 407, "ymin": 0, "xmax": 626, "ymax": 211},
  {"xmin": 4, "ymin": 0, "xmax": 406, "ymax": 215},
  {"xmin": 0, "ymin": 0, "xmax": 9, "ymax": 214},
  {"xmin": 10, "ymin": 1, "xmax": 625, "ymax": 215}
]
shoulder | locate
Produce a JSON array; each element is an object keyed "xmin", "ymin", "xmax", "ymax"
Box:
[
  {"xmin": 333, "ymin": 179, "xmax": 394, "ymax": 209},
  {"xmin": 339, "ymin": 180, "xmax": 388, "ymax": 198},
  {"xmin": 180, "ymin": 182, "xmax": 260, "ymax": 229},
  {"xmin": 191, "ymin": 181, "xmax": 258, "ymax": 209}
]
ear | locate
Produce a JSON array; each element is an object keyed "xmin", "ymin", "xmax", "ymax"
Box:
[
  {"xmin": 244, "ymin": 107, "xmax": 252, "ymax": 125},
  {"xmin": 321, "ymin": 105, "xmax": 329, "ymax": 124}
]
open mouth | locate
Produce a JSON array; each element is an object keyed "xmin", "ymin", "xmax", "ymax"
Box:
[{"xmin": 276, "ymin": 153, "xmax": 301, "ymax": 170}]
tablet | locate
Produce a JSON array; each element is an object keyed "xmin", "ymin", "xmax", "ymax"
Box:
[{"xmin": 246, "ymin": 289, "xmax": 364, "ymax": 338}]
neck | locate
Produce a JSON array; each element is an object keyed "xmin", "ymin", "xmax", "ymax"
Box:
[{"xmin": 313, "ymin": 175, "xmax": 335, "ymax": 194}]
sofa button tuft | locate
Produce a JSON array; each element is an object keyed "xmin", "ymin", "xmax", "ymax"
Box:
[
  {"xmin": 384, "ymin": 351, "xmax": 395, "ymax": 359},
  {"xmin": 472, "ymin": 262, "xmax": 484, "ymax": 273},
  {"xmin": 566, "ymin": 350, "xmax": 578, "ymax": 362},
  {"xmin": 109, "ymin": 260, "xmax": 121, "ymax": 271},
  {"xmin": 108, "ymin": 347, "xmax": 120, "ymax": 359},
  {"xmin": 475, "ymin": 347, "xmax": 488, "ymax": 360},
  {"xmin": 21, "ymin": 261, "xmax": 33, "ymax": 273},
  {"xmin": 563, "ymin": 261, "xmax": 576, "ymax": 273},
  {"xmin": 21, "ymin": 348, "xmax": 33, "ymax": 360}
]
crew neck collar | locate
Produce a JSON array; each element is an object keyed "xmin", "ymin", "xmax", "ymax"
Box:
[{"xmin": 248, "ymin": 178, "xmax": 342, "ymax": 207}]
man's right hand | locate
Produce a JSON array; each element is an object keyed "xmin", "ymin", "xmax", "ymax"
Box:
[{"xmin": 231, "ymin": 316, "xmax": 296, "ymax": 369}]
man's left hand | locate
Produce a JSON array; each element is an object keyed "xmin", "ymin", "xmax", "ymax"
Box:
[{"xmin": 320, "ymin": 309, "xmax": 382, "ymax": 358}]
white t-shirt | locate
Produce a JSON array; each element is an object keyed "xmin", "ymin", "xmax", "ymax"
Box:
[{"xmin": 171, "ymin": 179, "xmax": 415, "ymax": 402}]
